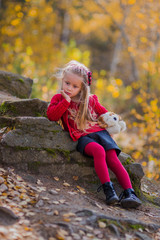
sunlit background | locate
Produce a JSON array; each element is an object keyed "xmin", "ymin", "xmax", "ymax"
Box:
[{"xmin": 0, "ymin": 0, "xmax": 160, "ymax": 180}]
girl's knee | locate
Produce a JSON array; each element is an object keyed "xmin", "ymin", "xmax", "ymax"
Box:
[{"xmin": 93, "ymin": 144, "xmax": 106, "ymax": 158}]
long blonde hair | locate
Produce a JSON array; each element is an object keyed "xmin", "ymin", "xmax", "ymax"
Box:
[{"xmin": 59, "ymin": 60, "xmax": 93, "ymax": 130}]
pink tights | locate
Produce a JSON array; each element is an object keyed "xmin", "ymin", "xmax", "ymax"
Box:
[{"xmin": 84, "ymin": 142, "xmax": 132, "ymax": 190}]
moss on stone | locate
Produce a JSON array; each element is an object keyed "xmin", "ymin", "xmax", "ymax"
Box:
[
  {"xmin": 57, "ymin": 149, "xmax": 70, "ymax": 161},
  {"xmin": 35, "ymin": 112, "xmax": 43, "ymax": 117},
  {"xmin": 45, "ymin": 148, "xmax": 56, "ymax": 157},
  {"xmin": 51, "ymin": 130, "xmax": 61, "ymax": 134},
  {"xmin": 122, "ymin": 157, "xmax": 134, "ymax": 166},
  {"xmin": 127, "ymin": 168, "xmax": 141, "ymax": 197},
  {"xmin": 17, "ymin": 78, "xmax": 24, "ymax": 83},
  {"xmin": 6, "ymin": 76, "xmax": 12, "ymax": 81},
  {"xmin": 28, "ymin": 161, "xmax": 41, "ymax": 173},
  {"xmin": 127, "ymin": 223, "xmax": 145, "ymax": 230},
  {"xmin": 142, "ymin": 192, "xmax": 160, "ymax": 207},
  {"xmin": 15, "ymin": 146, "xmax": 32, "ymax": 151},
  {"xmin": 0, "ymin": 102, "xmax": 8, "ymax": 115},
  {"xmin": 98, "ymin": 218, "xmax": 121, "ymax": 228},
  {"xmin": 0, "ymin": 102, "xmax": 17, "ymax": 115}
]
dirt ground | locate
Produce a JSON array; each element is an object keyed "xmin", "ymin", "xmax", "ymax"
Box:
[{"xmin": 0, "ymin": 165, "xmax": 160, "ymax": 240}]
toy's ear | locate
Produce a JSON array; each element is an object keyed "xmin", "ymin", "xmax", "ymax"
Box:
[
  {"xmin": 108, "ymin": 112, "xmax": 115, "ymax": 116},
  {"xmin": 119, "ymin": 115, "xmax": 122, "ymax": 120},
  {"xmin": 98, "ymin": 116, "xmax": 109, "ymax": 128},
  {"xmin": 119, "ymin": 121, "xmax": 126, "ymax": 131}
]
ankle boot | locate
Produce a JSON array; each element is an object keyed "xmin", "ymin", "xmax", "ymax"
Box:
[
  {"xmin": 119, "ymin": 188, "xmax": 142, "ymax": 208},
  {"xmin": 97, "ymin": 182, "xmax": 119, "ymax": 205}
]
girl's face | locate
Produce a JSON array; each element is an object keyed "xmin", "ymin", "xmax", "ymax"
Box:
[{"xmin": 62, "ymin": 72, "xmax": 83, "ymax": 100}]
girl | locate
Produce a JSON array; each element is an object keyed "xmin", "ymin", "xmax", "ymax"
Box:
[{"xmin": 47, "ymin": 60, "xmax": 142, "ymax": 209}]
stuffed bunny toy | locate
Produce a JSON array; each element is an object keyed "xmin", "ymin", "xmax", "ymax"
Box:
[{"xmin": 98, "ymin": 112, "xmax": 126, "ymax": 135}]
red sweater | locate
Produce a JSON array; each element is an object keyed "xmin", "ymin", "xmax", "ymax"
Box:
[{"xmin": 47, "ymin": 94, "xmax": 108, "ymax": 141}]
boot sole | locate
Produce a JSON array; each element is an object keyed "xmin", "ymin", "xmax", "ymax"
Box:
[
  {"xmin": 121, "ymin": 199, "xmax": 142, "ymax": 209},
  {"xmin": 107, "ymin": 197, "xmax": 119, "ymax": 205}
]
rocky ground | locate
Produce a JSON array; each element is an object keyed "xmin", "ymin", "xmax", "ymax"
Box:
[{"xmin": 0, "ymin": 165, "xmax": 160, "ymax": 240}]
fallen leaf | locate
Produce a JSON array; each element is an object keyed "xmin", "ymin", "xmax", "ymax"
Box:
[
  {"xmin": 63, "ymin": 182, "xmax": 70, "ymax": 187},
  {"xmin": 95, "ymin": 202, "xmax": 103, "ymax": 210},
  {"xmin": 54, "ymin": 177, "xmax": 59, "ymax": 181},
  {"xmin": 41, "ymin": 196, "xmax": 50, "ymax": 201},
  {"xmin": 53, "ymin": 210, "xmax": 59, "ymax": 216},
  {"xmin": 52, "ymin": 201, "xmax": 59, "ymax": 205},
  {"xmin": 37, "ymin": 179, "xmax": 43, "ymax": 185},
  {"xmin": 63, "ymin": 212, "xmax": 76, "ymax": 218},
  {"xmin": 36, "ymin": 186, "xmax": 46, "ymax": 192},
  {"xmin": 49, "ymin": 189, "xmax": 58, "ymax": 195},
  {"xmin": 76, "ymin": 185, "xmax": 86, "ymax": 194},
  {"xmin": 56, "ymin": 188, "xmax": 61, "ymax": 191},
  {"xmin": 59, "ymin": 199, "xmax": 66, "ymax": 204},
  {"xmin": 63, "ymin": 218, "xmax": 71, "ymax": 222},
  {"xmin": 68, "ymin": 191, "xmax": 77, "ymax": 195},
  {"xmin": 24, "ymin": 227, "xmax": 33, "ymax": 231},
  {"xmin": 0, "ymin": 176, "xmax": 4, "ymax": 184},
  {"xmin": 98, "ymin": 221, "xmax": 106, "ymax": 228},
  {"xmin": 73, "ymin": 176, "xmax": 78, "ymax": 181},
  {"xmin": 56, "ymin": 228, "xmax": 69, "ymax": 240},
  {"xmin": 74, "ymin": 217, "xmax": 82, "ymax": 222}
]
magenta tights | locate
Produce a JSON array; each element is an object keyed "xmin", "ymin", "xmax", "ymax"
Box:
[{"xmin": 84, "ymin": 142, "xmax": 132, "ymax": 189}]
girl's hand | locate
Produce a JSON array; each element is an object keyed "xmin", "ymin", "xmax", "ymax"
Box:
[{"xmin": 60, "ymin": 90, "xmax": 71, "ymax": 102}]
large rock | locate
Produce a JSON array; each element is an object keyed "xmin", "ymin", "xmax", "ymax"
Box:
[
  {"xmin": 0, "ymin": 116, "xmax": 144, "ymax": 196},
  {"xmin": 0, "ymin": 71, "xmax": 33, "ymax": 98},
  {"xmin": 1, "ymin": 117, "xmax": 76, "ymax": 151}
]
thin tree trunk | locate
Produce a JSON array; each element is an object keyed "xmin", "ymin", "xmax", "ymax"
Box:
[
  {"xmin": 61, "ymin": 11, "xmax": 70, "ymax": 44},
  {"xmin": 109, "ymin": 34, "xmax": 122, "ymax": 77}
]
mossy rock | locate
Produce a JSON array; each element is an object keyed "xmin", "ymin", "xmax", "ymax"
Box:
[{"xmin": 0, "ymin": 99, "xmax": 48, "ymax": 117}]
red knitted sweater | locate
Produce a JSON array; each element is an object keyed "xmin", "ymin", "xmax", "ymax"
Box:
[{"xmin": 47, "ymin": 94, "xmax": 108, "ymax": 141}]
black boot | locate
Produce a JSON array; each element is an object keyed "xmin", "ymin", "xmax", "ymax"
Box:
[
  {"xmin": 119, "ymin": 188, "xmax": 142, "ymax": 208},
  {"xmin": 97, "ymin": 182, "xmax": 119, "ymax": 205}
]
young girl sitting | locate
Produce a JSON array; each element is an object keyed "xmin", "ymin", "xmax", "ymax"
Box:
[{"xmin": 47, "ymin": 60, "xmax": 142, "ymax": 209}]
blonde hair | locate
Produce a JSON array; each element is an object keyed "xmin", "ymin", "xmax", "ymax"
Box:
[{"xmin": 59, "ymin": 60, "xmax": 93, "ymax": 130}]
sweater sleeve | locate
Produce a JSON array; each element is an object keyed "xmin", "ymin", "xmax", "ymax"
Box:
[
  {"xmin": 47, "ymin": 94, "xmax": 70, "ymax": 121},
  {"xmin": 91, "ymin": 95, "xmax": 108, "ymax": 116}
]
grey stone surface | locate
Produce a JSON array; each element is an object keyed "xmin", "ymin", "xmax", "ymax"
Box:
[
  {"xmin": 0, "ymin": 70, "xmax": 33, "ymax": 98},
  {"xmin": 0, "ymin": 98, "xmax": 48, "ymax": 117},
  {"xmin": 1, "ymin": 117, "xmax": 76, "ymax": 151}
]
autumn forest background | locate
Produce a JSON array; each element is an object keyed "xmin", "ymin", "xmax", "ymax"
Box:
[{"xmin": 0, "ymin": 0, "xmax": 160, "ymax": 180}]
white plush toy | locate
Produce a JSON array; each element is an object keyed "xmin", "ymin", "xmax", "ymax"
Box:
[{"xmin": 98, "ymin": 112, "xmax": 126, "ymax": 135}]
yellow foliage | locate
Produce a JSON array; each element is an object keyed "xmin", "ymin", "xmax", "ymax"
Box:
[
  {"xmin": 107, "ymin": 85, "xmax": 115, "ymax": 92},
  {"xmin": 140, "ymin": 23, "xmax": 147, "ymax": 30},
  {"xmin": 136, "ymin": 96, "xmax": 143, "ymax": 103},
  {"xmin": 128, "ymin": 0, "xmax": 136, "ymax": 5},
  {"xmin": 28, "ymin": 8, "xmax": 38, "ymax": 17},
  {"xmin": 96, "ymin": 79, "xmax": 104, "ymax": 90},
  {"xmin": 150, "ymin": 99, "xmax": 158, "ymax": 112},
  {"xmin": 15, "ymin": 5, "xmax": 22, "ymax": 11},
  {"xmin": 140, "ymin": 37, "xmax": 148, "ymax": 43},
  {"xmin": 112, "ymin": 91, "xmax": 119, "ymax": 98},
  {"xmin": 115, "ymin": 78, "xmax": 123, "ymax": 86},
  {"xmin": 142, "ymin": 161, "xmax": 147, "ymax": 167},
  {"xmin": 11, "ymin": 19, "xmax": 21, "ymax": 26},
  {"xmin": 17, "ymin": 12, "xmax": 24, "ymax": 18}
]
